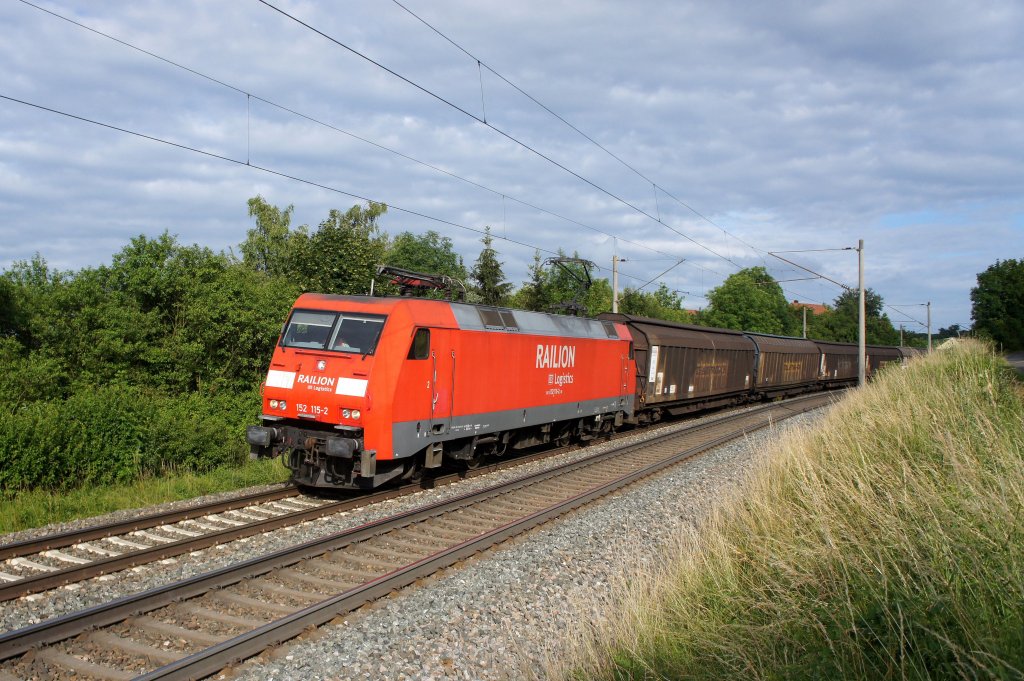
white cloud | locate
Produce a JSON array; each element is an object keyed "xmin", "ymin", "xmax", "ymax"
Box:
[{"xmin": 0, "ymin": 0, "xmax": 1021, "ymax": 328}]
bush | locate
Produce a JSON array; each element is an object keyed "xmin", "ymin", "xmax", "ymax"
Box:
[
  {"xmin": 0, "ymin": 385, "xmax": 260, "ymax": 494},
  {"xmin": 143, "ymin": 390, "xmax": 256, "ymax": 475}
]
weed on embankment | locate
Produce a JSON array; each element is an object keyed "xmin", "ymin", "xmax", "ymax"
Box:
[{"xmin": 571, "ymin": 340, "xmax": 1024, "ymax": 680}]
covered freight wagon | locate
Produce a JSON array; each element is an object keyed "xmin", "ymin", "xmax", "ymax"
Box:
[
  {"xmin": 745, "ymin": 333, "xmax": 821, "ymax": 396},
  {"xmin": 816, "ymin": 340, "xmax": 860, "ymax": 387},
  {"xmin": 867, "ymin": 345, "xmax": 903, "ymax": 376},
  {"xmin": 599, "ymin": 313, "xmax": 756, "ymax": 419}
]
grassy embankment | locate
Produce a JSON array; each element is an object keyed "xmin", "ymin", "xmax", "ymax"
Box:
[
  {"xmin": 571, "ymin": 340, "xmax": 1024, "ymax": 680},
  {"xmin": 0, "ymin": 459, "xmax": 289, "ymax": 535}
]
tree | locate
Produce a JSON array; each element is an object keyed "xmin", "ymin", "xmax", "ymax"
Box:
[
  {"xmin": 619, "ymin": 284, "xmax": 691, "ymax": 323},
  {"xmin": 386, "ymin": 230, "xmax": 468, "ymax": 282},
  {"xmin": 0, "ymin": 278, "xmax": 17, "ymax": 338},
  {"xmin": 698, "ymin": 267, "xmax": 796, "ymax": 334},
  {"xmin": 820, "ymin": 288, "xmax": 900, "ymax": 345},
  {"xmin": 240, "ymin": 196, "xmax": 302, "ymax": 276},
  {"xmin": 2, "ymin": 254, "xmax": 62, "ymax": 350},
  {"xmin": 971, "ymin": 259, "xmax": 1024, "ymax": 350},
  {"xmin": 511, "ymin": 251, "xmax": 551, "ymax": 312},
  {"xmin": 937, "ymin": 324, "xmax": 966, "ymax": 339},
  {"xmin": 793, "ymin": 304, "xmax": 835, "ymax": 342},
  {"xmin": 298, "ymin": 202, "xmax": 389, "ymax": 295},
  {"xmin": 1, "ymin": 266, "xmax": 36, "ymax": 347},
  {"xmin": 3, "ymin": 233, "xmax": 303, "ymax": 395},
  {"xmin": 470, "ymin": 227, "xmax": 513, "ymax": 306}
]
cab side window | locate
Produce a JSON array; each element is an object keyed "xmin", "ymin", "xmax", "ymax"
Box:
[{"xmin": 408, "ymin": 328, "xmax": 430, "ymax": 359}]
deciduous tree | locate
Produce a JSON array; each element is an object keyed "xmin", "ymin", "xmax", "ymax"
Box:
[
  {"xmin": 387, "ymin": 230, "xmax": 468, "ymax": 282},
  {"xmin": 699, "ymin": 267, "xmax": 795, "ymax": 334},
  {"xmin": 821, "ymin": 289, "xmax": 900, "ymax": 345},
  {"xmin": 240, "ymin": 196, "xmax": 303, "ymax": 277},
  {"xmin": 619, "ymin": 284, "xmax": 692, "ymax": 323},
  {"xmin": 971, "ymin": 259, "xmax": 1024, "ymax": 350},
  {"xmin": 299, "ymin": 202, "xmax": 389, "ymax": 295}
]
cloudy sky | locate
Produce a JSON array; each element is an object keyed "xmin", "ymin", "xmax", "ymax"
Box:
[{"xmin": 2, "ymin": 0, "xmax": 1022, "ymax": 331}]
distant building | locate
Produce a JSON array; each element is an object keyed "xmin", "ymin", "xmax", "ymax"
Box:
[{"xmin": 791, "ymin": 300, "xmax": 829, "ymax": 315}]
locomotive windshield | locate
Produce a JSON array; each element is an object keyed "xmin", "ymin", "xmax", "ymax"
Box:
[{"xmin": 280, "ymin": 310, "xmax": 386, "ymax": 355}]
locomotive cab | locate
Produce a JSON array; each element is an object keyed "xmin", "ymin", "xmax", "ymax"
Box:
[{"xmin": 247, "ymin": 296, "xmax": 415, "ymax": 489}]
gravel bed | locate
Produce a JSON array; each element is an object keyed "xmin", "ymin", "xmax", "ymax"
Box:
[
  {"xmin": 0, "ymin": 482, "xmax": 292, "ymax": 547},
  {"xmin": 0, "ymin": 403, "xmax": 824, "ymax": 653},
  {"xmin": 230, "ymin": 410, "xmax": 824, "ymax": 681}
]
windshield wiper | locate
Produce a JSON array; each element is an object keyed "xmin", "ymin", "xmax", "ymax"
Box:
[{"xmin": 362, "ymin": 337, "xmax": 379, "ymax": 360}]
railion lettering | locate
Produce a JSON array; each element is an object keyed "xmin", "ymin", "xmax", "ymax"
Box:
[
  {"xmin": 535, "ymin": 344, "xmax": 576, "ymax": 369},
  {"xmin": 297, "ymin": 374, "xmax": 336, "ymax": 387}
]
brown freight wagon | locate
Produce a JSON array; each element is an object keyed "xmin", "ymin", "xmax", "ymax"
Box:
[
  {"xmin": 816, "ymin": 341, "xmax": 859, "ymax": 387},
  {"xmin": 867, "ymin": 344, "xmax": 903, "ymax": 376},
  {"xmin": 599, "ymin": 313, "xmax": 756, "ymax": 420},
  {"xmin": 745, "ymin": 333, "xmax": 821, "ymax": 396},
  {"xmin": 898, "ymin": 346, "xmax": 924, "ymax": 360}
]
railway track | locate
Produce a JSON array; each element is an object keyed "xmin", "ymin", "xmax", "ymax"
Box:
[
  {"xmin": 0, "ymin": 433, "xmax": 603, "ymax": 602},
  {"xmin": 0, "ymin": 392, "xmax": 835, "ymax": 680}
]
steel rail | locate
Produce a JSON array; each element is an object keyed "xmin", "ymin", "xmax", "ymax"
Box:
[
  {"xmin": 0, "ymin": 495, "xmax": 342, "ymax": 602},
  {"xmin": 0, "ymin": 486, "xmax": 300, "ymax": 561},
  {"xmin": 140, "ymin": 395, "xmax": 834, "ymax": 680},
  {"xmin": 0, "ymin": 392, "xmax": 834, "ymax": 670},
  {"xmin": 0, "ymin": 442, "xmax": 594, "ymax": 602}
]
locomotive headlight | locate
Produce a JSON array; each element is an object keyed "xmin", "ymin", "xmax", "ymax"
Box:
[
  {"xmin": 279, "ymin": 400, "xmax": 287, "ymax": 409},
  {"xmin": 351, "ymin": 409, "xmax": 361, "ymax": 420},
  {"xmin": 269, "ymin": 399, "xmax": 279, "ymax": 409},
  {"xmin": 342, "ymin": 409, "xmax": 351, "ymax": 418}
]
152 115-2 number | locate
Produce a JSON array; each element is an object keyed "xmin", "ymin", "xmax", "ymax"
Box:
[{"xmin": 296, "ymin": 403, "xmax": 329, "ymax": 417}]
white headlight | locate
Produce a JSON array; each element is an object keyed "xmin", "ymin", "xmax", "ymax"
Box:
[
  {"xmin": 269, "ymin": 399, "xmax": 279, "ymax": 409},
  {"xmin": 342, "ymin": 409, "xmax": 351, "ymax": 418},
  {"xmin": 279, "ymin": 400, "xmax": 287, "ymax": 410},
  {"xmin": 351, "ymin": 409, "xmax": 361, "ymax": 420}
]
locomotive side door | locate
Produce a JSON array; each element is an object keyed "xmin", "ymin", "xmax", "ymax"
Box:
[{"xmin": 429, "ymin": 329, "xmax": 454, "ymax": 437}]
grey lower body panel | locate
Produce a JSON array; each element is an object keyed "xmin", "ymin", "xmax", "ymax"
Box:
[{"xmin": 391, "ymin": 395, "xmax": 632, "ymax": 459}]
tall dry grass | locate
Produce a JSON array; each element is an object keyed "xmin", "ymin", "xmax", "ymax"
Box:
[{"xmin": 568, "ymin": 340, "xmax": 1024, "ymax": 680}]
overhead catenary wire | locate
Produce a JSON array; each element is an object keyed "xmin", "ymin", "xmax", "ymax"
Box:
[
  {"xmin": 379, "ymin": 5, "xmax": 839, "ymax": 307},
  {"xmin": 390, "ymin": 0, "xmax": 767, "ymax": 263},
  {"xmin": 256, "ymin": 0, "xmax": 745, "ymax": 272},
  {"xmin": 14, "ymin": 2, "xmax": 857, "ymax": 308},
  {"xmin": 887, "ymin": 304, "xmax": 927, "ymax": 327},
  {"xmin": 0, "ymin": 91, "xmax": 672, "ymax": 293},
  {"xmin": 387, "ymin": 0, "xmax": 867, "ymax": 304},
  {"xmin": 636, "ymin": 260, "xmax": 687, "ymax": 291},
  {"xmin": 0, "ymin": 93, "xmax": 547, "ymax": 257},
  {"xmin": 15, "ymin": 0, "xmax": 700, "ymax": 278},
  {"xmin": 767, "ymin": 250, "xmax": 855, "ymax": 291},
  {"xmin": 19, "ymin": 0, "xmax": 840, "ymax": 304}
]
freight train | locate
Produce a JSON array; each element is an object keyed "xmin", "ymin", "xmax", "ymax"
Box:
[{"xmin": 247, "ymin": 294, "xmax": 915, "ymax": 490}]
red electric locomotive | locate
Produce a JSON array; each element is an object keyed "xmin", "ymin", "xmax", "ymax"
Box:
[{"xmin": 248, "ymin": 294, "xmax": 635, "ymax": 489}]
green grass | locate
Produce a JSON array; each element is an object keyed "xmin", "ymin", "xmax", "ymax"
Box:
[
  {"xmin": 0, "ymin": 458, "xmax": 290, "ymax": 534},
  {"xmin": 570, "ymin": 341, "xmax": 1024, "ymax": 681}
]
